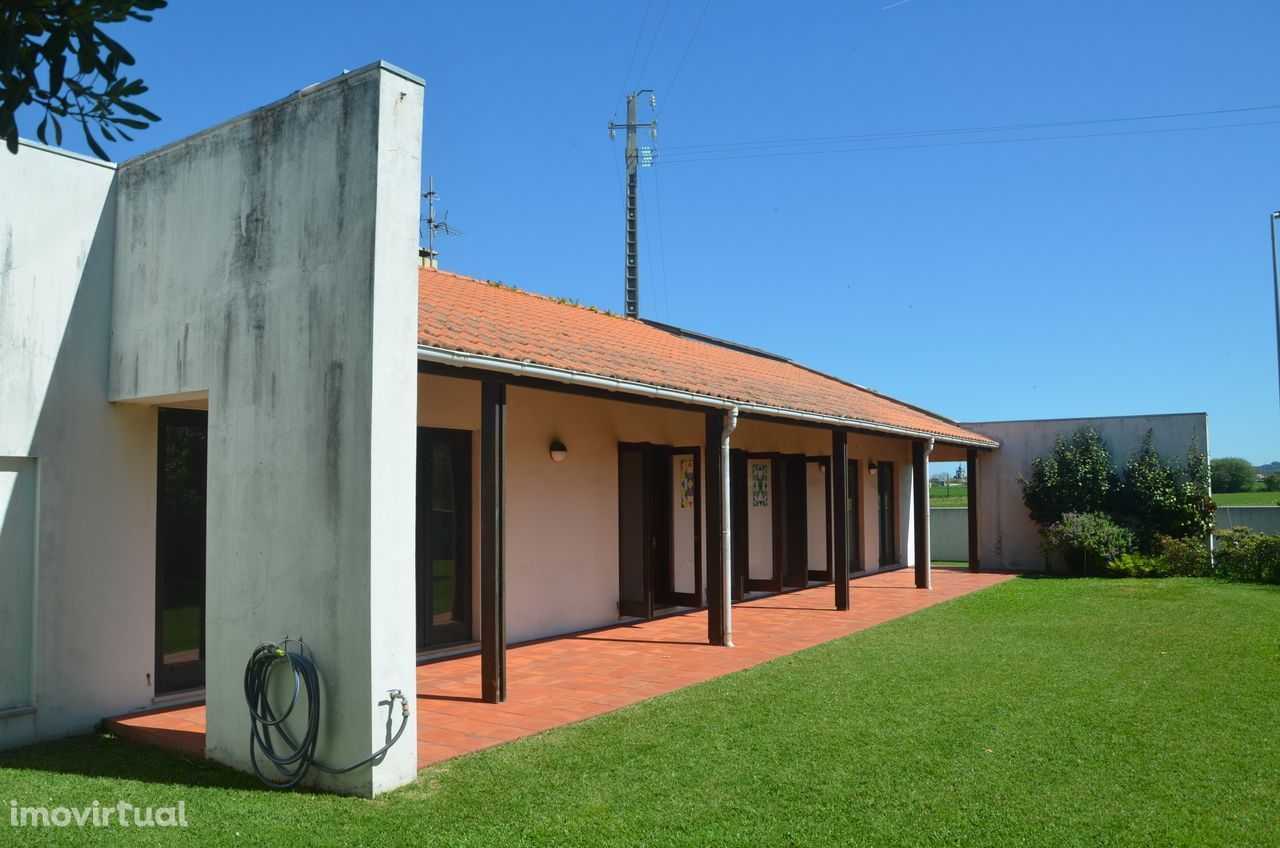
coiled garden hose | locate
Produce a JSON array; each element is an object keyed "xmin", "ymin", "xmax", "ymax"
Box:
[{"xmin": 244, "ymin": 642, "xmax": 410, "ymax": 790}]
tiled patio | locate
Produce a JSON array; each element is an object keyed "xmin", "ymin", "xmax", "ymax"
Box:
[{"xmin": 106, "ymin": 566, "xmax": 1015, "ymax": 767}]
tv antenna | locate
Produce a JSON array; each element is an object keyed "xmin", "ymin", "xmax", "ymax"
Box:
[{"xmin": 421, "ymin": 176, "xmax": 463, "ymax": 267}]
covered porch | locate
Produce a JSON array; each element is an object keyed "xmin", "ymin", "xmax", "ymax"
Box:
[{"xmin": 107, "ymin": 566, "xmax": 1014, "ymax": 766}]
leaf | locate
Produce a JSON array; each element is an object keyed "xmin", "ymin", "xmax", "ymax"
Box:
[
  {"xmin": 82, "ymin": 123, "xmax": 107, "ymax": 160},
  {"xmin": 52, "ymin": 114, "xmax": 61, "ymax": 146},
  {"xmin": 94, "ymin": 28, "xmax": 134, "ymax": 66},
  {"xmin": 115, "ymin": 117, "xmax": 147, "ymax": 129},
  {"xmin": 37, "ymin": 113, "xmax": 48, "ymax": 143},
  {"xmin": 118, "ymin": 99, "xmax": 159, "ymax": 121},
  {"xmin": 5, "ymin": 127, "xmax": 17, "ymax": 154},
  {"xmin": 75, "ymin": 27, "xmax": 96, "ymax": 76},
  {"xmin": 48, "ymin": 53, "xmax": 65, "ymax": 97}
]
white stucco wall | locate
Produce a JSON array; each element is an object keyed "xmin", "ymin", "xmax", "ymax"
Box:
[
  {"xmin": 0, "ymin": 143, "xmax": 158, "ymax": 750},
  {"xmin": 964, "ymin": 413, "xmax": 1210, "ymax": 571},
  {"xmin": 109, "ymin": 63, "xmax": 424, "ymax": 795},
  {"xmin": 929, "ymin": 508, "xmax": 969, "ymax": 562},
  {"xmin": 417, "ymin": 375, "xmax": 922, "ymax": 644}
]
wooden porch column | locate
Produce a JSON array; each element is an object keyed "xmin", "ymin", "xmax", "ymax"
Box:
[
  {"xmin": 705, "ymin": 412, "xmax": 728, "ymax": 645},
  {"xmin": 966, "ymin": 449, "xmax": 980, "ymax": 572},
  {"xmin": 912, "ymin": 439, "xmax": 931, "ymax": 589},
  {"xmin": 480, "ymin": 380, "xmax": 507, "ymax": 702},
  {"xmin": 831, "ymin": 430, "xmax": 851, "ymax": 610}
]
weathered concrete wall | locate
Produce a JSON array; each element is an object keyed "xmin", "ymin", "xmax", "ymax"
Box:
[
  {"xmin": 965, "ymin": 413, "xmax": 1210, "ymax": 570},
  {"xmin": 111, "ymin": 63, "xmax": 424, "ymax": 795},
  {"xmin": 930, "ymin": 508, "xmax": 969, "ymax": 562},
  {"xmin": 1215, "ymin": 506, "xmax": 1280, "ymax": 535},
  {"xmin": 0, "ymin": 143, "xmax": 158, "ymax": 749}
]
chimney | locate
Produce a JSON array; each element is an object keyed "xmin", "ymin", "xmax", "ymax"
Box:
[{"xmin": 418, "ymin": 247, "xmax": 437, "ymax": 269}]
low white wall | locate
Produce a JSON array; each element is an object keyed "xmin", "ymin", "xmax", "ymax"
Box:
[
  {"xmin": 1215, "ymin": 506, "xmax": 1280, "ymax": 535},
  {"xmin": 0, "ymin": 143, "xmax": 157, "ymax": 751},
  {"xmin": 930, "ymin": 508, "xmax": 969, "ymax": 562},
  {"xmin": 965, "ymin": 413, "xmax": 1210, "ymax": 571}
]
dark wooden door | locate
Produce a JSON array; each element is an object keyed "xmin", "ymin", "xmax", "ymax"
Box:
[
  {"xmin": 618, "ymin": 443, "xmax": 654, "ymax": 618},
  {"xmin": 730, "ymin": 449, "xmax": 748, "ymax": 600},
  {"xmin": 417, "ymin": 427, "xmax": 473, "ymax": 650},
  {"xmin": 846, "ymin": 459, "xmax": 863, "ymax": 575},
  {"xmin": 155, "ymin": 408, "xmax": 207, "ymax": 694},
  {"xmin": 878, "ymin": 461, "xmax": 897, "ymax": 566},
  {"xmin": 782, "ymin": 454, "xmax": 809, "ymax": 588}
]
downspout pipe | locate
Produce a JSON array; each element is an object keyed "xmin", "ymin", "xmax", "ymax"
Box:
[
  {"xmin": 721, "ymin": 407, "xmax": 739, "ymax": 647},
  {"xmin": 922, "ymin": 437, "xmax": 935, "ymax": 590}
]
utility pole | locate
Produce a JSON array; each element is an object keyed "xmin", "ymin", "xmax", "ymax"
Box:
[
  {"xmin": 609, "ymin": 91, "xmax": 657, "ymax": 318},
  {"xmin": 1271, "ymin": 211, "xmax": 1280, "ymax": 416}
]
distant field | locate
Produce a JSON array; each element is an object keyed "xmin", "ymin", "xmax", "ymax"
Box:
[
  {"xmin": 1215, "ymin": 489, "xmax": 1280, "ymax": 506},
  {"xmin": 930, "ymin": 485, "xmax": 1280, "ymax": 507},
  {"xmin": 930, "ymin": 483, "xmax": 967, "ymax": 508}
]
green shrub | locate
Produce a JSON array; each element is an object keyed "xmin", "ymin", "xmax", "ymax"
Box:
[
  {"xmin": 1106, "ymin": 552, "xmax": 1167, "ymax": 577},
  {"xmin": 1264, "ymin": 471, "xmax": 1280, "ymax": 492},
  {"xmin": 1020, "ymin": 429, "xmax": 1120, "ymax": 527},
  {"xmin": 1041, "ymin": 512, "xmax": 1134, "ymax": 575},
  {"xmin": 1210, "ymin": 457, "xmax": 1257, "ymax": 493},
  {"xmin": 1213, "ymin": 528, "xmax": 1280, "ymax": 584},
  {"xmin": 1114, "ymin": 432, "xmax": 1214, "ymax": 553},
  {"xmin": 1155, "ymin": 534, "xmax": 1211, "ymax": 577}
]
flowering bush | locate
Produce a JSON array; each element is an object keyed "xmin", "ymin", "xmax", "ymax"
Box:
[{"xmin": 1040, "ymin": 512, "xmax": 1134, "ymax": 575}]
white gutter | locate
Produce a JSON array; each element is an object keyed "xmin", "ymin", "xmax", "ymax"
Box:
[
  {"xmin": 721, "ymin": 407, "xmax": 738, "ymax": 648},
  {"xmin": 416, "ymin": 346, "xmax": 996, "ymax": 449}
]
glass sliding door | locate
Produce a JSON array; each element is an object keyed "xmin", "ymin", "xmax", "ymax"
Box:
[
  {"xmin": 417, "ymin": 428, "xmax": 473, "ymax": 650},
  {"xmin": 155, "ymin": 408, "xmax": 208, "ymax": 694}
]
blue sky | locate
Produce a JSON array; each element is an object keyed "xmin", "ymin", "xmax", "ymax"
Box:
[{"xmin": 20, "ymin": 1, "xmax": 1280, "ymax": 463}]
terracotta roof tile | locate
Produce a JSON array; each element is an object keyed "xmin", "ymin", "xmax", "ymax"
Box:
[{"xmin": 418, "ymin": 267, "xmax": 996, "ymax": 447}]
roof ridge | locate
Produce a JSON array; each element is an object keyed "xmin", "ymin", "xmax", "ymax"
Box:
[
  {"xmin": 418, "ymin": 266, "xmax": 996, "ymax": 446},
  {"xmin": 423, "ymin": 266, "xmax": 635, "ymax": 323}
]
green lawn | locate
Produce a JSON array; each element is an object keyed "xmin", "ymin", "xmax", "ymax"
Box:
[
  {"xmin": 3, "ymin": 578, "xmax": 1277, "ymax": 846},
  {"xmin": 1214, "ymin": 488, "xmax": 1280, "ymax": 506},
  {"xmin": 929, "ymin": 483, "xmax": 968, "ymax": 508}
]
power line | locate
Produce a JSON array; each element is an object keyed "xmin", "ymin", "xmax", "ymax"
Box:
[
  {"xmin": 658, "ymin": 117, "xmax": 1280, "ymax": 165},
  {"xmin": 634, "ymin": 0, "xmax": 670, "ymax": 90},
  {"xmin": 656, "ymin": 0, "xmax": 712, "ymax": 117},
  {"xmin": 659, "ymin": 103, "xmax": 1280, "ymax": 156},
  {"xmin": 612, "ymin": 0, "xmax": 654, "ymax": 118},
  {"xmin": 652, "ymin": 165, "xmax": 672, "ymax": 321}
]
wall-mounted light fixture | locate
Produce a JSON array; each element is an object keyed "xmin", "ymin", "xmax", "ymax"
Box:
[
  {"xmin": 868, "ymin": 461, "xmax": 879, "ymax": 474},
  {"xmin": 549, "ymin": 440, "xmax": 567, "ymax": 463}
]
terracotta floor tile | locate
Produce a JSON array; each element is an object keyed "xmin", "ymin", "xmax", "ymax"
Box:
[{"xmin": 104, "ymin": 568, "xmax": 1014, "ymax": 769}]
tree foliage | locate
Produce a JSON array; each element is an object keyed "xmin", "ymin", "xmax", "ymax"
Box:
[
  {"xmin": 1210, "ymin": 457, "xmax": 1256, "ymax": 494},
  {"xmin": 1021, "ymin": 428, "xmax": 1214, "ymax": 560},
  {"xmin": 1, "ymin": 1, "xmax": 165, "ymax": 158},
  {"xmin": 1019, "ymin": 428, "xmax": 1119, "ymax": 526},
  {"xmin": 1114, "ymin": 432, "xmax": 1214, "ymax": 552}
]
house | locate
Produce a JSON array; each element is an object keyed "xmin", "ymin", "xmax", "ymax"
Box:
[{"xmin": 0, "ymin": 62, "xmax": 996, "ymax": 796}]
